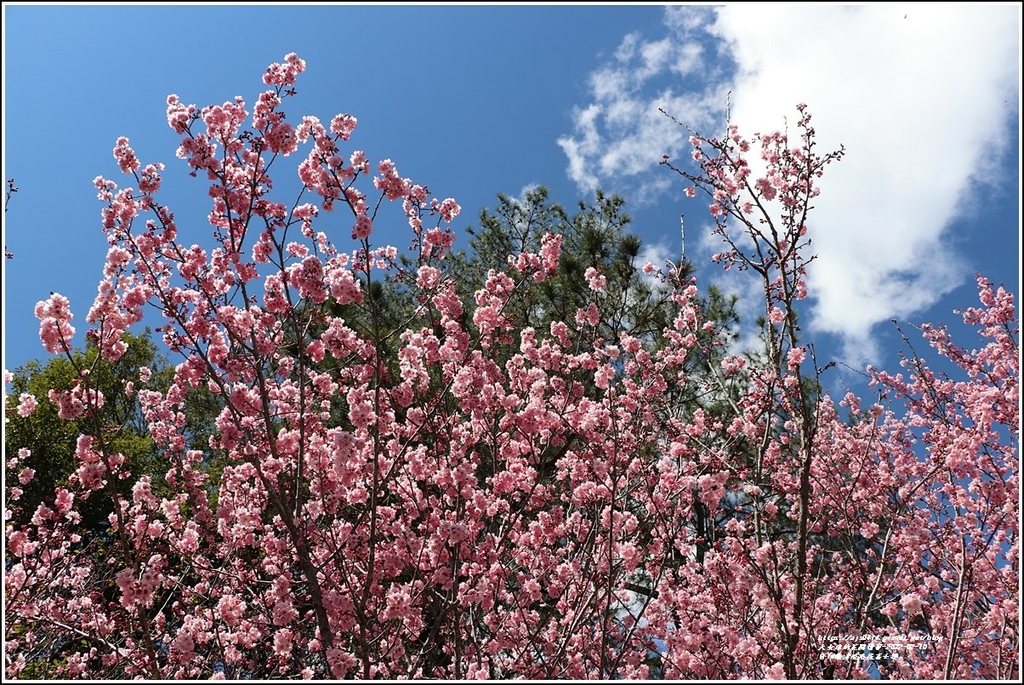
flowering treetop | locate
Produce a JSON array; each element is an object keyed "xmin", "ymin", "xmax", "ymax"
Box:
[{"xmin": 4, "ymin": 54, "xmax": 1018, "ymax": 680}]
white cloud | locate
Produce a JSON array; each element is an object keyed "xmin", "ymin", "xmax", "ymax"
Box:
[
  {"xmin": 637, "ymin": 38, "xmax": 674, "ymax": 80},
  {"xmin": 638, "ymin": 239, "xmax": 676, "ymax": 292},
  {"xmin": 614, "ymin": 32, "xmax": 641, "ymax": 62},
  {"xmin": 559, "ymin": 4, "xmax": 1020, "ymax": 365},
  {"xmin": 663, "ymin": 4, "xmax": 713, "ymax": 34},
  {"xmin": 670, "ymin": 41, "xmax": 704, "ymax": 77}
]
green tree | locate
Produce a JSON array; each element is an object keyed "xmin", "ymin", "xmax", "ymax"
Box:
[
  {"xmin": 4, "ymin": 329, "xmax": 222, "ymax": 534},
  {"xmin": 452, "ymin": 187, "xmax": 681, "ymax": 349},
  {"xmin": 450, "ymin": 186, "xmax": 740, "ymax": 384}
]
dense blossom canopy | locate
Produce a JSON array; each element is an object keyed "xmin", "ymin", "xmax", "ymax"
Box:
[{"xmin": 4, "ymin": 55, "xmax": 1018, "ymax": 679}]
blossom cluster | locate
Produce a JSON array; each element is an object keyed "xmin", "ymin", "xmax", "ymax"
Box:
[{"xmin": 4, "ymin": 57, "xmax": 1017, "ymax": 681}]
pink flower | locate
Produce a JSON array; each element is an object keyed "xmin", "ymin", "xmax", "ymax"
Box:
[
  {"xmin": 35, "ymin": 293, "xmax": 76, "ymax": 355},
  {"xmin": 585, "ymin": 266, "xmax": 607, "ymax": 292},
  {"xmin": 262, "ymin": 53, "xmax": 306, "ymax": 87},
  {"xmin": 721, "ymin": 355, "xmax": 746, "ymax": 374},
  {"xmin": 165, "ymin": 94, "xmax": 195, "ymax": 134},
  {"xmin": 264, "ymin": 121, "xmax": 297, "ymax": 155},
  {"xmin": 16, "ymin": 393, "xmax": 37, "ymax": 417},
  {"xmin": 272, "ymin": 599, "xmax": 298, "ymax": 626},
  {"xmin": 352, "ymin": 214, "xmax": 373, "ymax": 240},
  {"xmin": 575, "ymin": 302, "xmax": 601, "ymax": 327},
  {"xmin": 374, "ymin": 159, "xmax": 410, "ymax": 200},
  {"xmin": 8, "ymin": 530, "xmax": 31, "ymax": 557},
  {"xmin": 327, "ymin": 649, "xmax": 357, "ymax": 678},
  {"xmin": 350, "ymin": 150, "xmax": 369, "ymax": 174},
  {"xmin": 755, "ymin": 177, "xmax": 777, "ymax": 201},
  {"xmin": 138, "ymin": 163, "xmax": 163, "ymax": 194},
  {"xmin": 170, "ymin": 631, "xmax": 195, "ymax": 663},
  {"xmin": 273, "ymin": 628, "xmax": 294, "ymax": 657},
  {"xmin": 900, "ymin": 592, "xmax": 925, "ymax": 616},
  {"xmin": 436, "ymin": 197, "xmax": 461, "ymax": 222},
  {"xmin": 217, "ymin": 595, "xmax": 246, "ymax": 627},
  {"xmin": 539, "ymin": 232, "xmax": 562, "ymax": 275},
  {"xmin": 306, "ymin": 339, "xmax": 325, "ymax": 363},
  {"xmin": 595, "ymin": 364, "xmax": 615, "ymax": 390},
  {"xmin": 329, "ymin": 267, "xmax": 363, "ymax": 305},
  {"xmin": 329, "ymin": 113, "xmax": 357, "ymax": 140},
  {"xmin": 347, "ymin": 388, "xmax": 376, "ymax": 429},
  {"xmin": 54, "ymin": 488, "xmax": 74, "ymax": 515},
  {"xmin": 423, "ymin": 227, "xmax": 455, "ymax": 253},
  {"xmin": 416, "ymin": 266, "xmax": 441, "ymax": 290},
  {"xmin": 112, "ymin": 137, "xmax": 140, "ymax": 174}
]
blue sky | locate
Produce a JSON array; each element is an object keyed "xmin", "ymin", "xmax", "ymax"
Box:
[{"xmin": 3, "ymin": 3, "xmax": 1020, "ymax": 396}]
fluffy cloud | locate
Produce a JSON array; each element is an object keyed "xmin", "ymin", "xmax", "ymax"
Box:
[{"xmin": 559, "ymin": 4, "xmax": 1019, "ymax": 364}]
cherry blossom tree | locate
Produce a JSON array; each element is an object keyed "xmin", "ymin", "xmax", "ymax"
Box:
[
  {"xmin": 4, "ymin": 55, "xmax": 1017, "ymax": 680},
  {"xmin": 4, "ymin": 330, "xmax": 195, "ymax": 534},
  {"xmin": 653, "ymin": 106, "xmax": 1017, "ymax": 679}
]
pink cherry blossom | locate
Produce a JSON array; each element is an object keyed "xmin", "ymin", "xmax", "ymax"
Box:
[
  {"xmin": 16, "ymin": 393, "xmax": 37, "ymax": 417},
  {"xmin": 585, "ymin": 266, "xmax": 607, "ymax": 292},
  {"xmin": 6, "ymin": 64, "xmax": 1015, "ymax": 683}
]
